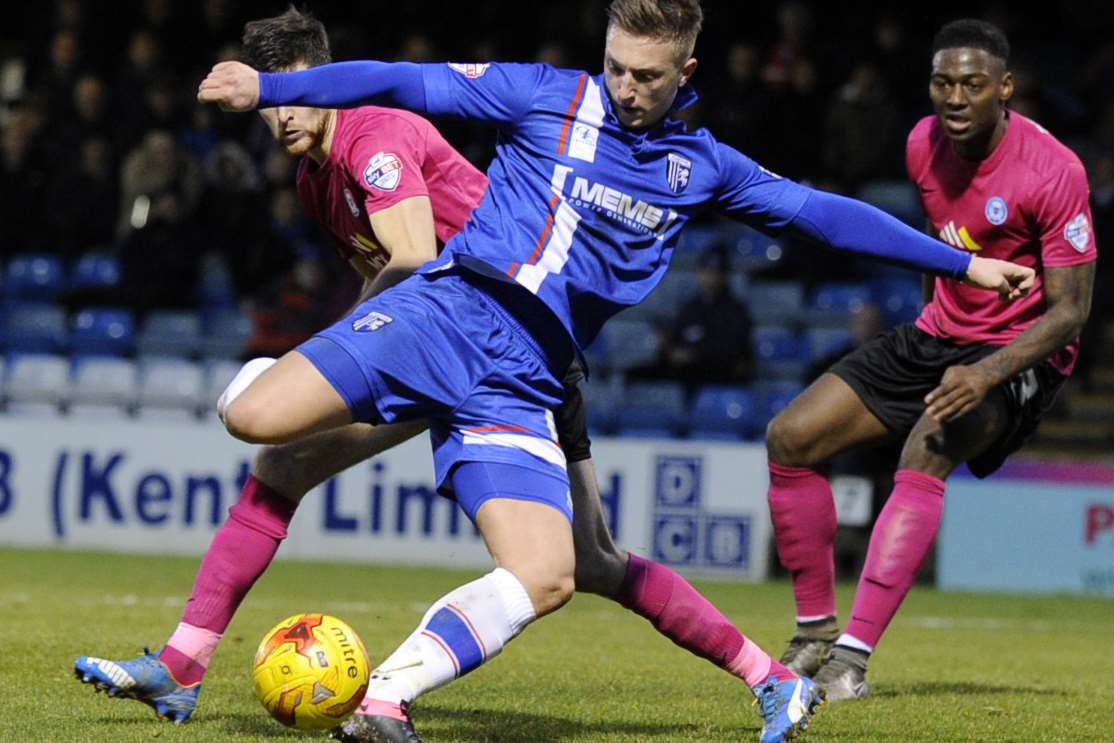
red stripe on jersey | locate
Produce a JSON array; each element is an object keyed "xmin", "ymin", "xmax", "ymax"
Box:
[
  {"xmin": 506, "ymin": 261, "xmax": 520, "ymax": 277},
  {"xmin": 525, "ymin": 193, "xmax": 562, "ymax": 267},
  {"xmin": 556, "ymin": 73, "xmax": 588, "ymax": 156},
  {"xmin": 464, "ymin": 424, "xmax": 532, "ymax": 434}
]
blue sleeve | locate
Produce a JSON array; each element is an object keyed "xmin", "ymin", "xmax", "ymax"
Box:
[
  {"xmin": 258, "ymin": 61, "xmax": 544, "ymax": 126},
  {"xmin": 713, "ymin": 144, "xmax": 970, "ymax": 279},
  {"xmin": 259, "ymin": 61, "xmax": 429, "ymax": 111},
  {"xmin": 791, "ymin": 190, "xmax": 971, "ymax": 279},
  {"xmin": 420, "ymin": 62, "xmax": 546, "ymax": 124},
  {"xmin": 714, "ymin": 144, "xmax": 811, "ymax": 232}
]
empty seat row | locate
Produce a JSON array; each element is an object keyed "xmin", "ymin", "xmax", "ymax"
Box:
[
  {"xmin": 582, "ymin": 380, "xmax": 804, "ymax": 441},
  {"xmin": 0, "ymin": 305, "xmax": 253, "ymax": 358},
  {"xmin": 1, "ymin": 355, "xmax": 242, "ymax": 418}
]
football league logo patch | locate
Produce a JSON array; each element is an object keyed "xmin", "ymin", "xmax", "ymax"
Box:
[
  {"xmin": 1064, "ymin": 213, "xmax": 1091, "ymax": 253},
  {"xmin": 985, "ymin": 196, "xmax": 1008, "ymax": 225},
  {"xmin": 352, "ymin": 310, "xmax": 393, "ymax": 332},
  {"xmin": 666, "ymin": 153, "xmax": 692, "ymax": 194},
  {"xmin": 364, "ymin": 152, "xmax": 402, "ymax": 192},
  {"xmin": 448, "ymin": 63, "xmax": 490, "ymax": 79}
]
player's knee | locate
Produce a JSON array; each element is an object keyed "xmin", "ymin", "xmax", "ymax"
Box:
[
  {"xmin": 765, "ymin": 412, "xmax": 818, "ymax": 467},
  {"xmin": 513, "ymin": 562, "xmax": 575, "ymax": 616},
  {"xmin": 224, "ymin": 396, "xmax": 284, "ymax": 444}
]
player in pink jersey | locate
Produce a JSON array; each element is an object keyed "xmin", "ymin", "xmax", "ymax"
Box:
[
  {"xmin": 75, "ymin": 9, "xmax": 810, "ymax": 738},
  {"xmin": 763, "ymin": 19, "xmax": 1096, "ymax": 701}
]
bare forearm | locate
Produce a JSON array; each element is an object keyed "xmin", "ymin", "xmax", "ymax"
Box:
[{"xmin": 973, "ymin": 307, "xmax": 1086, "ymax": 384}]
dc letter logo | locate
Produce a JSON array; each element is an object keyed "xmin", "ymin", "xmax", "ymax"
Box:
[
  {"xmin": 364, "ymin": 152, "xmax": 403, "ymax": 192},
  {"xmin": 985, "ymin": 196, "xmax": 1008, "ymax": 225},
  {"xmin": 352, "ymin": 311, "xmax": 393, "ymax": 332}
]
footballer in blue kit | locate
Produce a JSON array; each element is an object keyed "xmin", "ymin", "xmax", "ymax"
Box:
[{"xmin": 199, "ymin": 1, "xmax": 1034, "ymax": 741}]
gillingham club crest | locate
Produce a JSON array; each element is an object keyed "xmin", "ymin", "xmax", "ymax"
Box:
[
  {"xmin": 364, "ymin": 152, "xmax": 403, "ymax": 192},
  {"xmin": 985, "ymin": 196, "xmax": 1008, "ymax": 225},
  {"xmin": 666, "ymin": 153, "xmax": 692, "ymax": 194}
]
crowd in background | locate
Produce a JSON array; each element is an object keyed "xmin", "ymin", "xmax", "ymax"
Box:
[{"xmin": 2, "ymin": 0, "xmax": 1112, "ymax": 366}]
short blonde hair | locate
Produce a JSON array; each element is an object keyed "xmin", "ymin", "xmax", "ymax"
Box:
[{"xmin": 606, "ymin": 0, "xmax": 703, "ymax": 60}]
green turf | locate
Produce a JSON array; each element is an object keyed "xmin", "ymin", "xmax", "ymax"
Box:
[{"xmin": 2, "ymin": 546, "xmax": 1111, "ymax": 742}]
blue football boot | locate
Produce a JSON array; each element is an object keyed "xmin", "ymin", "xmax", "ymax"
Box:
[
  {"xmin": 753, "ymin": 674, "xmax": 824, "ymax": 743},
  {"xmin": 74, "ymin": 647, "xmax": 200, "ymax": 723}
]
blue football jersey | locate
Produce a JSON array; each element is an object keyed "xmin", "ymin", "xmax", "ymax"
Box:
[
  {"xmin": 415, "ymin": 63, "xmax": 809, "ymax": 350},
  {"xmin": 259, "ymin": 60, "xmax": 973, "ymax": 351}
]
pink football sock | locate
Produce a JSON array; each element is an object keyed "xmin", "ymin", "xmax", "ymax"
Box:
[
  {"xmin": 617, "ymin": 554, "xmax": 783, "ymax": 687},
  {"xmin": 844, "ymin": 469, "xmax": 946, "ymax": 650},
  {"xmin": 767, "ymin": 462, "xmax": 837, "ymax": 619},
  {"xmin": 161, "ymin": 475, "xmax": 298, "ymax": 685}
]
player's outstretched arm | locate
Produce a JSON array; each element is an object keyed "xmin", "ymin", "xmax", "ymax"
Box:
[
  {"xmin": 198, "ymin": 60, "xmax": 428, "ymax": 113},
  {"xmin": 789, "ymin": 189, "xmax": 1035, "ymax": 295}
]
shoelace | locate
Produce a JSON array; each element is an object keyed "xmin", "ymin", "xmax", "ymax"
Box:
[{"xmin": 753, "ymin": 680, "xmax": 781, "ymax": 721}]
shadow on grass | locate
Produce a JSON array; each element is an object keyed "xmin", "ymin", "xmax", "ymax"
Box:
[
  {"xmin": 874, "ymin": 681, "xmax": 1070, "ymax": 698},
  {"xmin": 216, "ymin": 706, "xmax": 759, "ymax": 741},
  {"xmin": 415, "ymin": 704, "xmax": 756, "ymax": 742}
]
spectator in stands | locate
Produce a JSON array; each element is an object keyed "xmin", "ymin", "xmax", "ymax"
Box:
[
  {"xmin": 46, "ymin": 136, "xmax": 118, "ymax": 260},
  {"xmin": 705, "ymin": 41, "xmax": 771, "ymax": 155},
  {"xmin": 822, "ymin": 61, "xmax": 903, "ymax": 192},
  {"xmin": 632, "ymin": 248, "xmax": 754, "ymax": 394},
  {"xmin": 117, "ymin": 188, "xmax": 202, "ymax": 313},
  {"xmin": 0, "ymin": 104, "xmax": 49, "ymax": 257},
  {"xmin": 113, "ymin": 29, "xmax": 165, "ymax": 147},
  {"xmin": 34, "ymin": 30, "xmax": 82, "ymax": 115},
  {"xmin": 117, "ymin": 129, "xmax": 201, "ymax": 238}
]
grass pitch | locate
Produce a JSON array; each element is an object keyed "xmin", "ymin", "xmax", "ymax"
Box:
[{"xmin": 2, "ymin": 546, "xmax": 1111, "ymax": 742}]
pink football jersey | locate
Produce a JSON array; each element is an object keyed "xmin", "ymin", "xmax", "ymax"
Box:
[
  {"xmin": 907, "ymin": 112, "xmax": 1097, "ymax": 374},
  {"xmin": 297, "ymin": 106, "xmax": 487, "ymax": 273}
]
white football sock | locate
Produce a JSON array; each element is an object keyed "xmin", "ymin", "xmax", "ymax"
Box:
[{"xmin": 364, "ymin": 568, "xmax": 535, "ymax": 705}]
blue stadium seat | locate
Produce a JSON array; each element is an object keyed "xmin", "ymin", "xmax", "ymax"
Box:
[
  {"xmin": 871, "ymin": 277, "xmax": 924, "ymax": 326},
  {"xmin": 805, "ymin": 327, "xmax": 854, "ymax": 362},
  {"xmin": 201, "ymin": 309, "xmax": 253, "ymax": 359},
  {"xmin": 747, "ymin": 281, "xmax": 804, "ymax": 323},
  {"xmin": 69, "ymin": 357, "xmax": 137, "ymax": 417},
  {"xmin": 3, "ymin": 353, "xmax": 70, "ymax": 412},
  {"xmin": 755, "ymin": 381, "xmax": 805, "ymax": 429},
  {"xmin": 202, "ymin": 358, "xmax": 244, "ymax": 417},
  {"xmin": 688, "ymin": 385, "xmax": 758, "ymax": 440},
  {"xmin": 70, "ymin": 307, "xmax": 136, "ymax": 357},
  {"xmin": 70, "ymin": 253, "xmax": 122, "ymax": 293},
  {"xmin": 754, "ymin": 326, "xmax": 803, "ymax": 362},
  {"xmin": 754, "ymin": 325, "xmax": 805, "ymax": 381},
  {"xmin": 614, "ymin": 381, "xmax": 685, "ymax": 437},
  {"xmin": 5, "ymin": 254, "xmax": 65, "ymax": 301},
  {"xmin": 137, "ymin": 358, "xmax": 204, "ymax": 419},
  {"xmin": 597, "ymin": 318, "xmax": 659, "ymax": 374},
  {"xmin": 811, "ymin": 282, "xmax": 873, "ymax": 314},
  {"xmin": 137, "ymin": 310, "xmax": 202, "ymax": 358},
  {"xmin": 4, "ymin": 303, "xmax": 68, "ymax": 353},
  {"xmin": 580, "ymin": 377, "xmax": 621, "ymax": 436},
  {"xmin": 197, "ymin": 253, "xmax": 237, "ymax": 309},
  {"xmin": 857, "ymin": 180, "xmax": 924, "ymax": 227}
]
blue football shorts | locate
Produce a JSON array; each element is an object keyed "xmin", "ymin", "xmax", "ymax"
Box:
[{"xmin": 296, "ymin": 269, "xmax": 574, "ymax": 521}]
